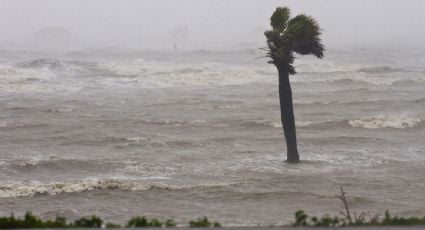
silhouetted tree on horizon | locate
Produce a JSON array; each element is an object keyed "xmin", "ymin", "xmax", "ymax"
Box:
[{"xmin": 264, "ymin": 7, "xmax": 324, "ymax": 163}]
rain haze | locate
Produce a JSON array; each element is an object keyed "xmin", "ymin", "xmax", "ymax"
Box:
[
  {"xmin": 1, "ymin": 0, "xmax": 425, "ymax": 49},
  {"xmin": 0, "ymin": 0, "xmax": 425, "ymax": 227}
]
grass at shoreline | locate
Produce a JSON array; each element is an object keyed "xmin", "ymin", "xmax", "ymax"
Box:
[
  {"xmin": 0, "ymin": 210, "xmax": 424, "ymax": 228},
  {"xmin": 293, "ymin": 210, "xmax": 425, "ymax": 227},
  {"xmin": 1, "ymin": 187, "xmax": 423, "ymax": 228},
  {"xmin": 291, "ymin": 187, "xmax": 425, "ymax": 227},
  {"xmin": 0, "ymin": 213, "xmax": 221, "ymax": 228}
]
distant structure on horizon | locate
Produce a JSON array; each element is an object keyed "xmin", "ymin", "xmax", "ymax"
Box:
[{"xmin": 34, "ymin": 27, "xmax": 72, "ymax": 48}]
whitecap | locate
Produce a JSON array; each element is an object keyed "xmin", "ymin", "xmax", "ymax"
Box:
[
  {"xmin": 251, "ymin": 118, "xmax": 317, "ymax": 128},
  {"xmin": 0, "ymin": 179, "xmax": 241, "ymax": 198},
  {"xmin": 97, "ymin": 59, "xmax": 274, "ymax": 87},
  {"xmin": 0, "ymin": 121, "xmax": 7, "ymax": 127},
  {"xmin": 348, "ymin": 116, "xmax": 421, "ymax": 129}
]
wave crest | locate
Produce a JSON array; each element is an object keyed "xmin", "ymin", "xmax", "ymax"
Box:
[
  {"xmin": 356, "ymin": 66, "xmax": 406, "ymax": 74},
  {"xmin": 0, "ymin": 179, "xmax": 239, "ymax": 198},
  {"xmin": 97, "ymin": 59, "xmax": 275, "ymax": 87},
  {"xmin": 250, "ymin": 116, "xmax": 423, "ymax": 129},
  {"xmin": 348, "ymin": 116, "xmax": 421, "ymax": 129},
  {"xmin": 0, "ymin": 179, "xmax": 147, "ymax": 198},
  {"xmin": 250, "ymin": 118, "xmax": 316, "ymax": 128},
  {"xmin": 0, "ymin": 62, "xmax": 83, "ymax": 93},
  {"xmin": 16, "ymin": 59, "xmax": 65, "ymax": 70}
]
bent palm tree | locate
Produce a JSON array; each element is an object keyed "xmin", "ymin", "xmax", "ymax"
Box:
[{"xmin": 264, "ymin": 7, "xmax": 324, "ymax": 163}]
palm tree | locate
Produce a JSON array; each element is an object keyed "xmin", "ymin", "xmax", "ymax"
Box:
[{"xmin": 264, "ymin": 7, "xmax": 324, "ymax": 163}]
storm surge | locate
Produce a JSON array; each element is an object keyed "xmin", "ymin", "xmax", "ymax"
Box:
[
  {"xmin": 2, "ymin": 51, "xmax": 424, "ymax": 94},
  {"xmin": 0, "ymin": 48, "xmax": 424, "ymax": 226}
]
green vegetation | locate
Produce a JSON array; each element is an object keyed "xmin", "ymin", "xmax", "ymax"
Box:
[
  {"xmin": 125, "ymin": 216, "xmax": 176, "ymax": 228},
  {"xmin": 0, "ymin": 212, "xmax": 67, "ymax": 228},
  {"xmin": 1, "ymin": 201, "xmax": 424, "ymax": 229},
  {"xmin": 293, "ymin": 209, "xmax": 425, "ymax": 227},
  {"xmin": 293, "ymin": 187, "xmax": 425, "ymax": 227},
  {"xmin": 381, "ymin": 210, "xmax": 425, "ymax": 226},
  {"xmin": 0, "ymin": 212, "xmax": 102, "ymax": 228},
  {"xmin": 105, "ymin": 222, "xmax": 121, "ymax": 228},
  {"xmin": 126, "ymin": 216, "xmax": 149, "ymax": 227},
  {"xmin": 72, "ymin": 215, "xmax": 103, "ymax": 228},
  {"xmin": 189, "ymin": 217, "xmax": 221, "ymax": 228},
  {"xmin": 294, "ymin": 210, "xmax": 347, "ymax": 227},
  {"xmin": 165, "ymin": 219, "xmax": 177, "ymax": 227},
  {"xmin": 0, "ymin": 213, "xmax": 184, "ymax": 228},
  {"xmin": 124, "ymin": 216, "xmax": 180, "ymax": 228}
]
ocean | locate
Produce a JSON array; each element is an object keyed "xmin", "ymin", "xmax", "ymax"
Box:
[{"xmin": 0, "ymin": 47, "xmax": 424, "ymax": 226}]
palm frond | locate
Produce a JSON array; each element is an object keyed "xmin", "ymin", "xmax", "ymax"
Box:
[
  {"xmin": 264, "ymin": 7, "xmax": 325, "ymax": 74},
  {"xmin": 264, "ymin": 30, "xmax": 291, "ymax": 64},
  {"xmin": 270, "ymin": 7, "xmax": 290, "ymax": 32},
  {"xmin": 288, "ymin": 64, "xmax": 296, "ymax": 75},
  {"xmin": 286, "ymin": 14, "xmax": 324, "ymax": 58}
]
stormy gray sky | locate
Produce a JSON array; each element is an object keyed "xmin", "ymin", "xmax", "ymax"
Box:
[{"xmin": 0, "ymin": 0, "xmax": 424, "ymax": 49}]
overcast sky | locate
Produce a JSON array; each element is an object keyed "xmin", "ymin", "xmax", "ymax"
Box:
[{"xmin": 0, "ymin": 0, "xmax": 424, "ymax": 49}]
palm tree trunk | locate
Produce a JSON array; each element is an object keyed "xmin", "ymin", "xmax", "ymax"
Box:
[{"xmin": 278, "ymin": 66, "xmax": 300, "ymax": 163}]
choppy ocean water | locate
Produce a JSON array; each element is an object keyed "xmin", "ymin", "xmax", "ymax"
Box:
[{"xmin": 0, "ymin": 48, "xmax": 424, "ymax": 226}]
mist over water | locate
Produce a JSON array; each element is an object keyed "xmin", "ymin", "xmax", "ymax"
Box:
[
  {"xmin": 1, "ymin": 0, "xmax": 425, "ymax": 49},
  {"xmin": 1, "ymin": 0, "xmax": 425, "ymax": 226}
]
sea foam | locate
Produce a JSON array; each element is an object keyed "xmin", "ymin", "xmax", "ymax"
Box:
[
  {"xmin": 252, "ymin": 118, "xmax": 316, "ymax": 128},
  {"xmin": 0, "ymin": 62, "xmax": 83, "ymax": 93},
  {"xmin": 0, "ymin": 179, "xmax": 239, "ymax": 198},
  {"xmin": 348, "ymin": 116, "xmax": 421, "ymax": 129},
  {"xmin": 98, "ymin": 59, "xmax": 274, "ymax": 87}
]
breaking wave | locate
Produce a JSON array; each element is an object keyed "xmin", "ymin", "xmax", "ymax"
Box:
[
  {"xmin": 249, "ymin": 118, "xmax": 320, "ymax": 128},
  {"xmin": 0, "ymin": 179, "xmax": 239, "ymax": 198},
  {"xmin": 16, "ymin": 59, "xmax": 66, "ymax": 70},
  {"xmin": 356, "ymin": 66, "xmax": 406, "ymax": 74},
  {"xmin": 295, "ymin": 61, "xmax": 409, "ymax": 74},
  {"xmin": 0, "ymin": 121, "xmax": 47, "ymax": 130},
  {"xmin": 348, "ymin": 116, "xmax": 422, "ymax": 129},
  {"xmin": 97, "ymin": 59, "xmax": 275, "ymax": 87},
  {"xmin": 291, "ymin": 62, "xmax": 425, "ymax": 86},
  {"xmin": 294, "ymin": 61, "xmax": 359, "ymax": 73},
  {"xmin": 0, "ymin": 61, "xmax": 83, "ymax": 93},
  {"xmin": 251, "ymin": 116, "xmax": 423, "ymax": 129},
  {"xmin": 7, "ymin": 157, "xmax": 121, "ymax": 173},
  {"xmin": 294, "ymin": 70, "xmax": 425, "ymax": 86},
  {"xmin": 2, "ymin": 57, "xmax": 424, "ymax": 91}
]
